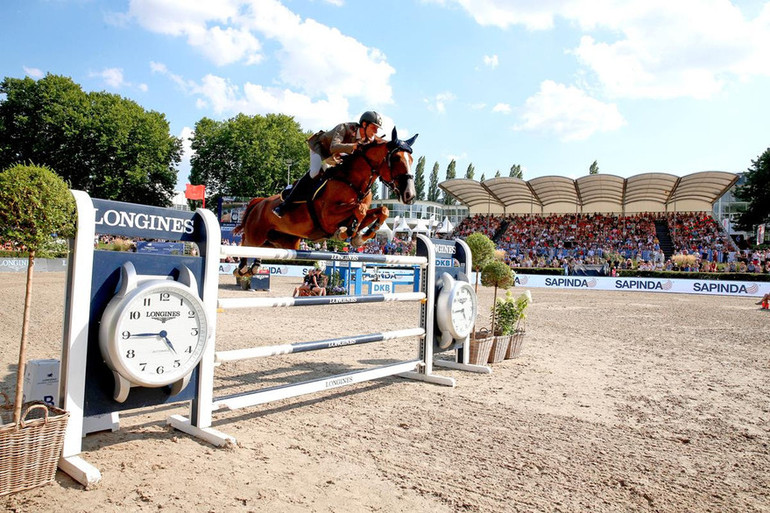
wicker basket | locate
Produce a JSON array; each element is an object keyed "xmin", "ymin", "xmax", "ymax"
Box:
[
  {"xmin": 0, "ymin": 401, "xmax": 69, "ymax": 496},
  {"xmin": 505, "ymin": 329, "xmax": 526, "ymax": 359},
  {"xmin": 469, "ymin": 330, "xmax": 494, "ymax": 366},
  {"xmin": 488, "ymin": 335, "xmax": 511, "ymax": 364}
]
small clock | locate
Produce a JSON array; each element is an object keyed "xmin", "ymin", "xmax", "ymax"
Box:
[
  {"xmin": 99, "ymin": 262, "xmax": 210, "ymax": 403},
  {"xmin": 435, "ymin": 272, "xmax": 478, "ymax": 349}
]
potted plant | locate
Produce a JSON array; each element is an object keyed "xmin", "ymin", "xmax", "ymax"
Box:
[
  {"xmin": 0, "ymin": 164, "xmax": 76, "ymax": 496},
  {"xmin": 480, "ymin": 258, "xmax": 515, "ymax": 363},
  {"xmin": 505, "ymin": 290, "xmax": 532, "ymax": 359}
]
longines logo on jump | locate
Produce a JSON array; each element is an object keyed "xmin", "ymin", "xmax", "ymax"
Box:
[
  {"xmin": 95, "ymin": 209, "xmax": 195, "ymax": 234},
  {"xmin": 147, "ymin": 311, "xmax": 181, "ymax": 323}
]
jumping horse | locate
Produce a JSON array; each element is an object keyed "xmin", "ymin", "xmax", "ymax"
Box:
[{"xmin": 233, "ymin": 127, "xmax": 418, "ymax": 276}]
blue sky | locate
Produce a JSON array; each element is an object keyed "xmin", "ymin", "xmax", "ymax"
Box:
[{"xmin": 2, "ymin": 0, "xmax": 770, "ymax": 192}]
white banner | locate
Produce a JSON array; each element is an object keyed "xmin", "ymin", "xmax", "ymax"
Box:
[{"xmin": 510, "ymin": 274, "xmax": 769, "ymax": 297}]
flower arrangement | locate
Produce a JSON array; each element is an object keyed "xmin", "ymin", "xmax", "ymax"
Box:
[{"xmin": 492, "ymin": 290, "xmax": 533, "ymax": 335}]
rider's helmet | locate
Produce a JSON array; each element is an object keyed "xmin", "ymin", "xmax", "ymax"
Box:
[{"xmin": 359, "ymin": 111, "xmax": 382, "ymax": 127}]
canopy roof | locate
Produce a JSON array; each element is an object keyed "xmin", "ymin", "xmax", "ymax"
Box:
[{"xmin": 439, "ymin": 171, "xmax": 739, "ymax": 214}]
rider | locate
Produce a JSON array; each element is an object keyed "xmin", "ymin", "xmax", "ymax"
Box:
[{"xmin": 272, "ymin": 111, "xmax": 383, "ymax": 218}]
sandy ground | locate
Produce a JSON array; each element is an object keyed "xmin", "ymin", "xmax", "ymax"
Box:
[{"xmin": 1, "ymin": 270, "xmax": 769, "ymax": 512}]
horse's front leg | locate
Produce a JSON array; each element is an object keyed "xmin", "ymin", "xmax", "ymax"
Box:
[
  {"xmin": 350, "ymin": 206, "xmax": 389, "ymax": 247},
  {"xmin": 235, "ymin": 257, "xmax": 262, "ymax": 277}
]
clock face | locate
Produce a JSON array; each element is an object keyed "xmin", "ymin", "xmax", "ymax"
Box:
[
  {"xmin": 102, "ymin": 282, "xmax": 208, "ymax": 387},
  {"xmin": 450, "ymin": 284, "xmax": 476, "ymax": 337}
]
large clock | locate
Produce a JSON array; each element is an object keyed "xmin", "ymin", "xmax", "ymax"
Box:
[
  {"xmin": 99, "ymin": 262, "xmax": 210, "ymax": 403},
  {"xmin": 435, "ymin": 272, "xmax": 478, "ymax": 349}
]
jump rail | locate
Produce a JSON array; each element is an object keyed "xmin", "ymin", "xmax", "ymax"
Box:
[
  {"xmin": 217, "ymin": 292, "xmax": 425, "ymax": 310},
  {"xmin": 169, "ymin": 234, "xmax": 457, "ymax": 447},
  {"xmin": 215, "ymin": 327, "xmax": 426, "ymax": 363},
  {"xmin": 220, "ymin": 245, "xmax": 427, "ymax": 266}
]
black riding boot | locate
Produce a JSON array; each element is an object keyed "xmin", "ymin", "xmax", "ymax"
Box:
[{"xmin": 273, "ymin": 173, "xmax": 317, "ymax": 218}]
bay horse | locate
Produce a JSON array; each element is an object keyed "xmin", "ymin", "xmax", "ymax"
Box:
[{"xmin": 232, "ymin": 127, "xmax": 418, "ymax": 275}]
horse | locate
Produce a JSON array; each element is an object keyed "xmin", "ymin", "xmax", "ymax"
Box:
[{"xmin": 232, "ymin": 127, "xmax": 418, "ymax": 276}]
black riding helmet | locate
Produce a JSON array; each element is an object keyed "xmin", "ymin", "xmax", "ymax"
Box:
[{"xmin": 359, "ymin": 110, "xmax": 382, "ymax": 127}]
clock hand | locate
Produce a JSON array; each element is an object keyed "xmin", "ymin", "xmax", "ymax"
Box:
[
  {"xmin": 159, "ymin": 330, "xmax": 176, "ymax": 354},
  {"xmin": 131, "ymin": 332, "xmax": 162, "ymax": 337}
]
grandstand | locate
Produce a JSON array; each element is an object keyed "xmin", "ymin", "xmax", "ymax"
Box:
[{"xmin": 366, "ymin": 171, "xmax": 769, "ymax": 275}]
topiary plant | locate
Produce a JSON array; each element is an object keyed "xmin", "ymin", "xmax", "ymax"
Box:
[
  {"xmin": 465, "ymin": 232, "xmax": 496, "ymax": 293},
  {"xmin": 0, "ymin": 163, "xmax": 75, "ymax": 425},
  {"xmin": 481, "ymin": 260, "xmax": 515, "ymax": 335}
]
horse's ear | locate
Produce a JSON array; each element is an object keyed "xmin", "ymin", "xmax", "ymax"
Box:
[
  {"xmin": 405, "ymin": 133, "xmax": 418, "ymax": 147},
  {"xmin": 391, "ymin": 126, "xmax": 398, "ymax": 141}
]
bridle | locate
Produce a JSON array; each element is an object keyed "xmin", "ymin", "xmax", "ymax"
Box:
[{"xmin": 358, "ymin": 141, "xmax": 414, "ymax": 199}]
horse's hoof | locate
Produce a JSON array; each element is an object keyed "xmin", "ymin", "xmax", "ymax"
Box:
[
  {"xmin": 333, "ymin": 227, "xmax": 348, "ymax": 240},
  {"xmin": 234, "ymin": 267, "xmax": 251, "ymax": 278}
]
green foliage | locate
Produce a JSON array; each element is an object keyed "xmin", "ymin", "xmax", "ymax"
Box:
[
  {"xmin": 509, "ymin": 164, "xmax": 522, "ymax": 179},
  {"xmin": 492, "ymin": 290, "xmax": 532, "ymax": 335},
  {"xmin": 0, "ymin": 74, "xmax": 180, "ymax": 206},
  {"xmin": 465, "ymin": 232, "xmax": 496, "ymax": 272},
  {"xmin": 0, "ymin": 164, "xmax": 75, "ymax": 252},
  {"xmin": 481, "ymin": 260, "xmax": 514, "ymax": 289},
  {"xmin": 735, "ymin": 147, "xmax": 770, "ymax": 231},
  {"xmin": 589, "ymin": 160, "xmax": 599, "ymax": 174},
  {"xmin": 427, "ymin": 162, "xmax": 440, "ymax": 202},
  {"xmin": 414, "ymin": 156, "xmax": 426, "ymax": 200},
  {"xmin": 465, "ymin": 163, "xmax": 475, "ymax": 180},
  {"xmin": 189, "ymin": 113, "xmax": 310, "ymax": 202}
]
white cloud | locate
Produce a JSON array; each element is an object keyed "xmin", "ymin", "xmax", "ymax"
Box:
[
  {"xmin": 121, "ymin": 0, "xmax": 393, "ymax": 113},
  {"xmin": 483, "ymin": 54, "xmax": 499, "ymax": 68},
  {"xmin": 425, "ymin": 91, "xmax": 457, "ymax": 113},
  {"xmin": 429, "ymin": 0, "xmax": 770, "ymax": 100},
  {"xmin": 492, "ymin": 102, "xmax": 511, "ymax": 114},
  {"xmin": 239, "ymin": 1, "xmax": 393, "ymax": 105},
  {"xmin": 23, "ymin": 66, "xmax": 44, "ymax": 79},
  {"xmin": 181, "ymin": 72, "xmax": 351, "ymax": 130},
  {"xmin": 124, "ymin": 0, "xmax": 261, "ymax": 66},
  {"xmin": 515, "ymin": 80, "xmax": 625, "ymax": 141},
  {"xmin": 90, "ymin": 67, "xmax": 128, "ymax": 89}
]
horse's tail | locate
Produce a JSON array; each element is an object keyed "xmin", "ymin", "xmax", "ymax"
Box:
[{"xmin": 233, "ymin": 197, "xmax": 266, "ymax": 236}]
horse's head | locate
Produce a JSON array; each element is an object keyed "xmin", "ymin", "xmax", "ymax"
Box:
[{"xmin": 380, "ymin": 127, "xmax": 418, "ymax": 204}]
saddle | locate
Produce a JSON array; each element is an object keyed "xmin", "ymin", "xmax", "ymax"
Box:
[{"xmin": 279, "ymin": 177, "xmax": 328, "ymax": 203}]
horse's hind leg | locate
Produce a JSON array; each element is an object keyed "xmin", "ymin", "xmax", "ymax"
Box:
[{"xmin": 351, "ymin": 206, "xmax": 389, "ymax": 247}]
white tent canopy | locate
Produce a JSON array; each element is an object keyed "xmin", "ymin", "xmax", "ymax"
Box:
[
  {"xmin": 376, "ymin": 221, "xmax": 394, "ymax": 241},
  {"xmin": 393, "ymin": 217, "xmax": 411, "ymax": 234},
  {"xmin": 436, "ymin": 216, "xmax": 454, "ymax": 234},
  {"xmin": 411, "ymin": 219, "xmax": 431, "ymax": 234}
]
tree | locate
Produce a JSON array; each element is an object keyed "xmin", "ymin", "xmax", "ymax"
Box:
[
  {"xmin": 481, "ymin": 260, "xmax": 515, "ymax": 335},
  {"xmin": 479, "ymin": 173, "xmax": 486, "ymax": 182},
  {"xmin": 510, "ymin": 164, "xmax": 522, "ymax": 179},
  {"xmin": 414, "ymin": 156, "xmax": 426, "ymax": 200},
  {"xmin": 443, "ymin": 159, "xmax": 457, "ymax": 204},
  {"xmin": 589, "ymin": 160, "xmax": 599, "ymax": 174},
  {"xmin": 465, "ymin": 232, "xmax": 496, "ymax": 293},
  {"xmin": 428, "ymin": 161, "xmax": 440, "ymax": 202},
  {"xmin": 0, "ymin": 164, "xmax": 75, "ymax": 425},
  {"xmin": 189, "ymin": 113, "xmax": 309, "ymax": 203},
  {"xmin": 735, "ymin": 147, "xmax": 770, "ymax": 232},
  {"xmin": 495, "ymin": 170, "xmax": 501, "ymax": 178},
  {"xmin": 465, "ymin": 163, "xmax": 475, "ymax": 180},
  {"xmin": 0, "ymin": 74, "xmax": 181, "ymax": 206}
]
